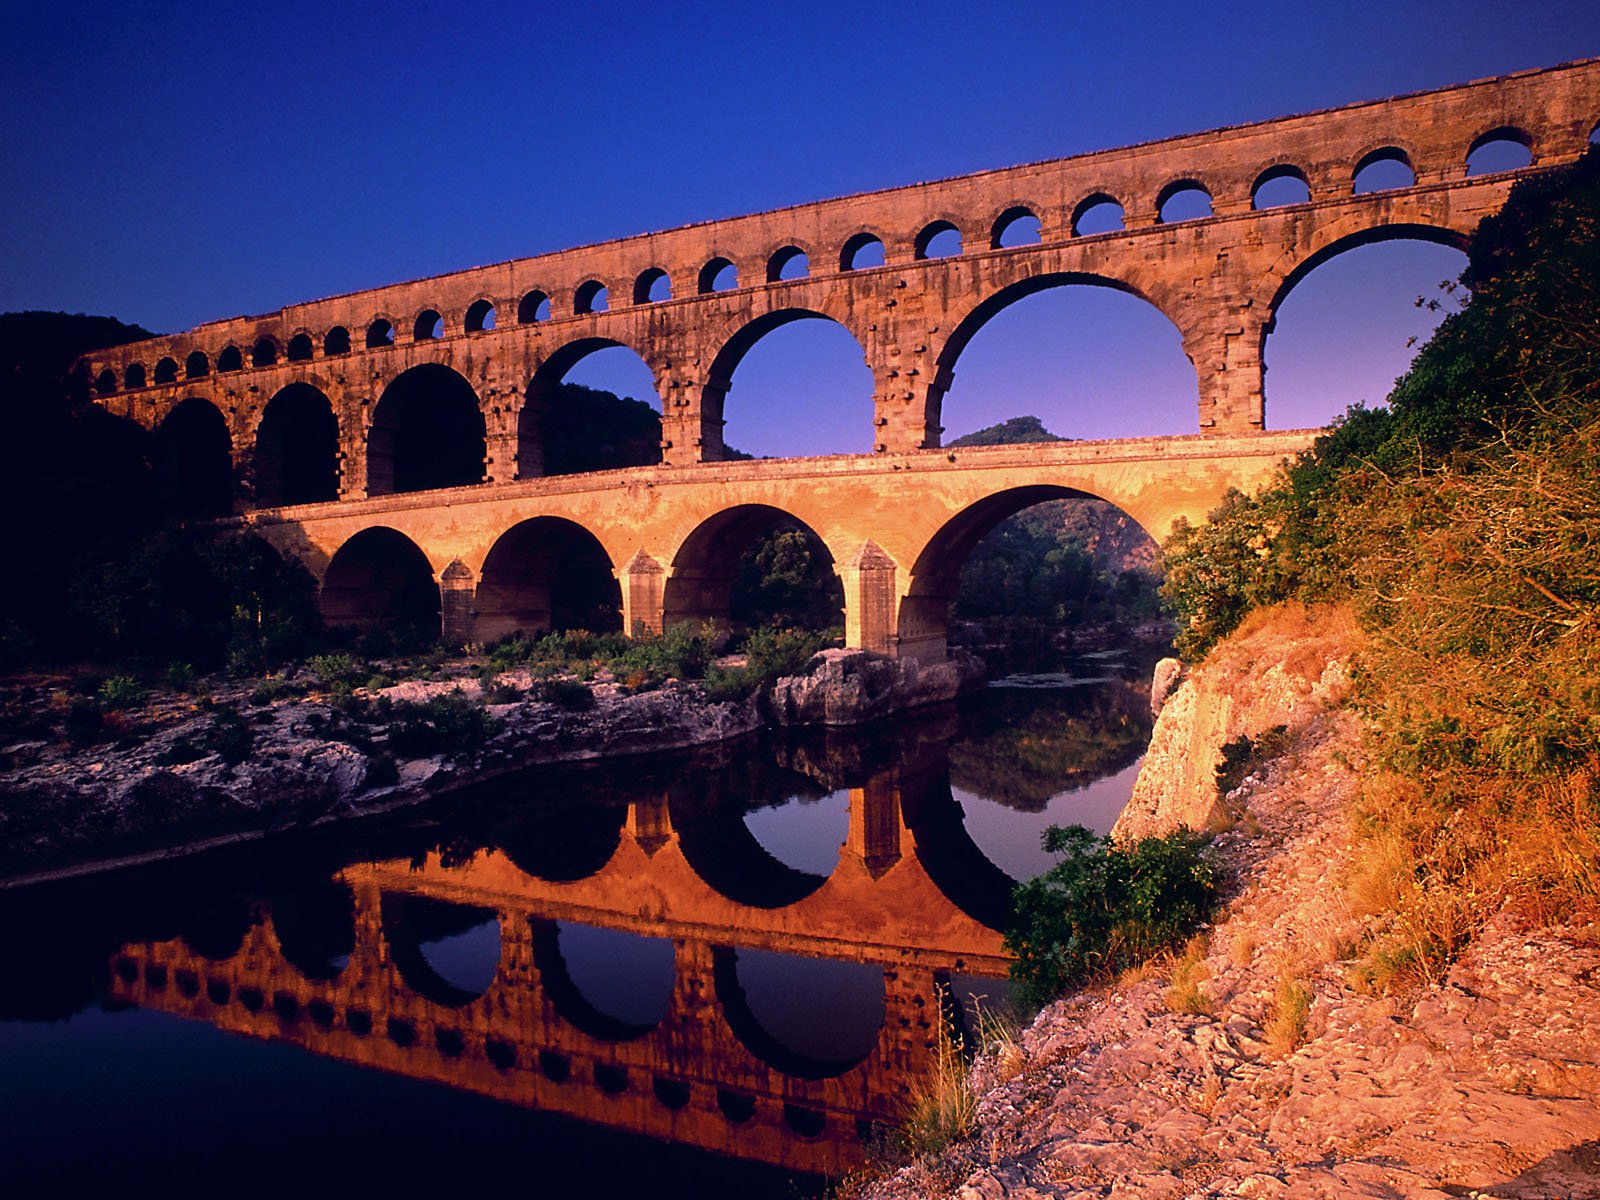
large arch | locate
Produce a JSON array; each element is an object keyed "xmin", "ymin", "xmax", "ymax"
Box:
[
  {"xmin": 154, "ymin": 397, "xmax": 233, "ymax": 518},
  {"xmin": 475, "ymin": 516, "xmax": 623, "ymax": 641},
  {"xmin": 899, "ymin": 485, "xmax": 1128, "ymax": 663},
  {"xmin": 320, "ymin": 526, "xmax": 440, "ymax": 642},
  {"xmin": 661, "ymin": 504, "xmax": 843, "ymax": 635},
  {"xmin": 712, "ymin": 946, "xmax": 884, "ymax": 1080},
  {"xmin": 702, "ymin": 308, "xmax": 872, "ymax": 459},
  {"xmin": 932, "ymin": 273, "xmax": 1197, "ymax": 443},
  {"xmin": 254, "ymin": 383, "xmax": 339, "ymax": 507},
  {"xmin": 1262, "ymin": 223, "xmax": 1471, "ymax": 429},
  {"xmin": 530, "ymin": 919, "xmax": 675, "ymax": 1041},
  {"xmin": 381, "ymin": 893, "xmax": 502, "ymax": 1007},
  {"xmin": 367, "ymin": 364, "xmax": 485, "ymax": 496},
  {"xmin": 517, "ymin": 338, "xmax": 662, "ymax": 478}
]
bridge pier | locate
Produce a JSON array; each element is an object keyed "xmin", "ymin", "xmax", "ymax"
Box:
[
  {"xmin": 618, "ymin": 550, "xmax": 668, "ymax": 636},
  {"xmin": 839, "ymin": 541, "xmax": 900, "ymax": 657}
]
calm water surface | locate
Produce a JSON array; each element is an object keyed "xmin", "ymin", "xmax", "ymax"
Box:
[{"xmin": 0, "ymin": 659, "xmax": 1152, "ymax": 1196}]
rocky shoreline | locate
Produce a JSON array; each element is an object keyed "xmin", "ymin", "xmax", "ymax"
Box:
[
  {"xmin": 863, "ymin": 605, "xmax": 1600, "ymax": 1199},
  {"xmin": 0, "ymin": 647, "xmax": 983, "ymax": 886}
]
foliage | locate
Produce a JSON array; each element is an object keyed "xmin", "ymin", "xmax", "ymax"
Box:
[
  {"xmin": 383, "ymin": 692, "xmax": 498, "ymax": 759},
  {"xmin": 1214, "ymin": 725, "xmax": 1289, "ymax": 797},
  {"xmin": 731, "ymin": 529, "xmax": 844, "ymax": 630},
  {"xmin": 947, "ymin": 414, "xmax": 1066, "ymax": 447},
  {"xmin": 1005, "ymin": 825, "xmax": 1218, "ymax": 1007},
  {"xmin": 540, "ymin": 383, "xmax": 662, "ymax": 476},
  {"xmin": 96, "ymin": 675, "xmax": 144, "ymax": 710}
]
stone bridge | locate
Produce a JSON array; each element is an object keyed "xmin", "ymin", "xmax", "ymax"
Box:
[
  {"xmin": 81, "ymin": 60, "xmax": 1600, "ymax": 656},
  {"xmin": 108, "ymin": 750, "xmax": 1016, "ymax": 1175}
]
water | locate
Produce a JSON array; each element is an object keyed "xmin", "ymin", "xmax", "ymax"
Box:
[{"xmin": 0, "ymin": 661, "xmax": 1153, "ymax": 1196}]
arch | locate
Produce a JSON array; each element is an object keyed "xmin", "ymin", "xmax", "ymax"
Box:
[
  {"xmin": 381, "ymin": 893, "xmax": 502, "ymax": 1007},
  {"xmin": 633, "ymin": 267, "xmax": 671, "ymax": 304},
  {"xmin": 269, "ymin": 881, "xmax": 354, "ymax": 982},
  {"xmin": 94, "ymin": 369, "xmax": 116, "ymax": 395},
  {"xmin": 899, "ymin": 483, "xmax": 1149, "ymax": 667},
  {"xmin": 840, "ymin": 231, "xmax": 886, "ymax": 271},
  {"xmin": 897, "ymin": 772, "xmax": 1021, "ymax": 927},
  {"xmin": 179, "ymin": 901, "xmax": 257, "ymax": 962},
  {"xmin": 766, "ymin": 245, "xmax": 810, "ymax": 282},
  {"xmin": 1157, "ymin": 180, "xmax": 1214, "ymax": 223},
  {"xmin": 671, "ymin": 786, "xmax": 833, "ymax": 909},
  {"xmin": 217, "ymin": 345, "xmax": 244, "ymax": 373},
  {"xmin": 320, "ymin": 526, "xmax": 440, "ymax": 639},
  {"xmin": 184, "ymin": 350, "xmax": 209, "ymax": 379},
  {"xmin": 285, "ymin": 332, "xmax": 313, "ymax": 362},
  {"xmin": 1264, "ymin": 224, "xmax": 1470, "ymax": 429},
  {"xmin": 254, "ymin": 382, "xmax": 339, "ymax": 507},
  {"xmin": 915, "ymin": 220, "xmax": 962, "ymax": 259},
  {"xmin": 152, "ymin": 357, "xmax": 177, "ymax": 385},
  {"xmin": 1252, "ymin": 164, "xmax": 1311, "ymax": 209},
  {"xmin": 413, "ymin": 309, "xmax": 443, "ymax": 341},
  {"xmin": 1071, "ymin": 193, "xmax": 1124, "ymax": 236},
  {"xmin": 464, "ymin": 298, "xmax": 496, "ymax": 333},
  {"xmin": 251, "ymin": 338, "xmax": 278, "ymax": 367},
  {"xmin": 702, "ymin": 307, "xmax": 874, "ymax": 458},
  {"xmin": 517, "ymin": 289, "xmax": 551, "ymax": 323},
  {"xmin": 713, "ymin": 946, "xmax": 884, "ymax": 1080},
  {"xmin": 699, "ymin": 256, "xmax": 737, "ymax": 294},
  {"xmin": 931, "ymin": 270, "xmax": 1194, "ymax": 442},
  {"xmin": 1352, "ymin": 145, "xmax": 1416, "ymax": 193},
  {"xmin": 324, "ymin": 326, "xmax": 351, "ymax": 356},
  {"xmin": 1466, "ymin": 126, "xmax": 1535, "ymax": 175},
  {"xmin": 366, "ymin": 318, "xmax": 395, "ymax": 349},
  {"xmin": 476, "ymin": 516, "xmax": 622, "ymax": 640},
  {"xmin": 367, "ymin": 363, "xmax": 486, "ymax": 495},
  {"xmin": 154, "ymin": 397, "xmax": 232, "ymax": 518},
  {"xmin": 990, "ymin": 205, "xmax": 1040, "ymax": 248},
  {"xmin": 661, "ymin": 503, "xmax": 843, "ymax": 634},
  {"xmin": 574, "ymin": 279, "xmax": 610, "ymax": 315},
  {"xmin": 530, "ymin": 920, "xmax": 675, "ymax": 1041},
  {"xmin": 517, "ymin": 338, "xmax": 663, "ymax": 477},
  {"xmin": 124, "ymin": 363, "xmax": 145, "ymax": 389},
  {"xmin": 500, "ymin": 802, "xmax": 628, "ymax": 883}
]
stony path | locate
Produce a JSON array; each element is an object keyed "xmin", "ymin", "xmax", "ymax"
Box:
[{"xmin": 867, "ymin": 624, "xmax": 1600, "ymax": 1200}]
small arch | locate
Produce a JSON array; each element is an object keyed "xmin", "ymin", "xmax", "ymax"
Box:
[
  {"xmin": 464, "ymin": 298, "xmax": 497, "ymax": 333},
  {"xmin": 320, "ymin": 526, "xmax": 440, "ymax": 641},
  {"xmin": 915, "ymin": 220, "xmax": 962, "ymax": 259},
  {"xmin": 94, "ymin": 369, "xmax": 116, "ymax": 395},
  {"xmin": 633, "ymin": 267, "xmax": 671, "ymax": 304},
  {"xmin": 413, "ymin": 309, "xmax": 444, "ymax": 341},
  {"xmin": 574, "ymin": 280, "xmax": 610, "ymax": 315},
  {"xmin": 1157, "ymin": 180, "xmax": 1214, "ymax": 224},
  {"xmin": 991, "ymin": 206, "xmax": 1041, "ymax": 248},
  {"xmin": 1466, "ymin": 126, "xmax": 1534, "ymax": 175},
  {"xmin": 269, "ymin": 880, "xmax": 354, "ymax": 982},
  {"xmin": 840, "ymin": 232, "xmax": 886, "ymax": 271},
  {"xmin": 766, "ymin": 245, "xmax": 810, "ymax": 282},
  {"xmin": 251, "ymin": 338, "xmax": 278, "ymax": 367},
  {"xmin": 255, "ymin": 383, "xmax": 339, "ymax": 507},
  {"xmin": 476, "ymin": 516, "xmax": 622, "ymax": 640},
  {"xmin": 323, "ymin": 326, "xmax": 351, "ymax": 356},
  {"xmin": 1252, "ymin": 164, "xmax": 1312, "ymax": 209},
  {"xmin": 367, "ymin": 363, "xmax": 486, "ymax": 495},
  {"xmin": 153, "ymin": 357, "xmax": 178, "ymax": 385},
  {"xmin": 217, "ymin": 345, "xmax": 244, "ymax": 373},
  {"xmin": 285, "ymin": 333, "xmax": 313, "ymax": 362},
  {"xmin": 1352, "ymin": 146, "xmax": 1416, "ymax": 194},
  {"xmin": 1071, "ymin": 194, "xmax": 1124, "ymax": 236},
  {"xmin": 124, "ymin": 363, "xmax": 145, "ymax": 390},
  {"xmin": 366, "ymin": 319, "xmax": 395, "ymax": 349},
  {"xmin": 699, "ymin": 257, "xmax": 737, "ymax": 294},
  {"xmin": 517, "ymin": 289, "xmax": 551, "ymax": 323},
  {"xmin": 155, "ymin": 397, "xmax": 232, "ymax": 518},
  {"xmin": 184, "ymin": 351, "xmax": 209, "ymax": 379}
]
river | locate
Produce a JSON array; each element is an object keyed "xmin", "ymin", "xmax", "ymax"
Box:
[{"xmin": 0, "ymin": 656, "xmax": 1153, "ymax": 1196}]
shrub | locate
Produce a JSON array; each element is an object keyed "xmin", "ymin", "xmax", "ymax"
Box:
[
  {"xmin": 205, "ymin": 708, "xmax": 254, "ymax": 765},
  {"xmin": 385, "ymin": 693, "xmax": 497, "ymax": 759},
  {"xmin": 165, "ymin": 662, "xmax": 195, "ymax": 692},
  {"xmin": 307, "ymin": 653, "xmax": 358, "ymax": 689},
  {"xmin": 97, "ymin": 675, "xmax": 145, "ymax": 710},
  {"xmin": 535, "ymin": 677, "xmax": 594, "ymax": 711},
  {"xmin": 1005, "ymin": 825, "xmax": 1218, "ymax": 1007},
  {"xmin": 63, "ymin": 696, "xmax": 104, "ymax": 745}
]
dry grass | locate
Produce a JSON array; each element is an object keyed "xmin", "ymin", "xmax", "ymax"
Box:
[
  {"xmin": 1265, "ymin": 964, "xmax": 1313, "ymax": 1056},
  {"xmin": 1230, "ymin": 930, "xmax": 1257, "ymax": 968},
  {"xmin": 900, "ymin": 992, "xmax": 977, "ymax": 1157},
  {"xmin": 1165, "ymin": 935, "xmax": 1213, "ymax": 1016}
]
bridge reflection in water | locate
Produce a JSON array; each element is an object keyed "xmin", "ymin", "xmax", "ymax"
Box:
[{"xmin": 107, "ymin": 726, "xmax": 1032, "ymax": 1178}]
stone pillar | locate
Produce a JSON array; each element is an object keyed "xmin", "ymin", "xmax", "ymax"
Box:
[
  {"xmin": 627, "ymin": 794, "xmax": 674, "ymax": 856},
  {"xmin": 844, "ymin": 777, "xmax": 904, "ymax": 879},
  {"xmin": 618, "ymin": 550, "xmax": 667, "ymax": 636},
  {"xmin": 1179, "ymin": 299, "xmax": 1267, "ymax": 434},
  {"xmin": 482, "ymin": 383, "xmax": 520, "ymax": 483},
  {"xmin": 439, "ymin": 559, "xmax": 477, "ymax": 648},
  {"xmin": 839, "ymin": 541, "xmax": 899, "ymax": 655}
]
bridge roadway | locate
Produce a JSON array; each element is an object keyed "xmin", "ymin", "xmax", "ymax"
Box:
[
  {"xmin": 108, "ymin": 758, "xmax": 1019, "ymax": 1176},
  {"xmin": 246, "ymin": 429, "xmax": 1310, "ymax": 659}
]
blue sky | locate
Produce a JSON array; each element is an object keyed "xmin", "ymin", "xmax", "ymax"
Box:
[{"xmin": 4, "ymin": 1, "xmax": 1597, "ymax": 454}]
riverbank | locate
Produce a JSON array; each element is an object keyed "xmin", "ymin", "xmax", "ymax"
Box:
[
  {"xmin": 0, "ymin": 646, "xmax": 983, "ymax": 886},
  {"xmin": 864, "ymin": 604, "xmax": 1600, "ymax": 1199}
]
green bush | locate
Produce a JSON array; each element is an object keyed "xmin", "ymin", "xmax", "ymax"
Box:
[
  {"xmin": 535, "ymin": 677, "xmax": 594, "ymax": 711},
  {"xmin": 1005, "ymin": 825, "xmax": 1218, "ymax": 1007},
  {"xmin": 385, "ymin": 692, "xmax": 498, "ymax": 759},
  {"xmin": 307, "ymin": 653, "xmax": 358, "ymax": 689},
  {"xmin": 97, "ymin": 675, "xmax": 145, "ymax": 710}
]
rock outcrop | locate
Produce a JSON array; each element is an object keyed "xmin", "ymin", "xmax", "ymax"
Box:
[{"xmin": 767, "ymin": 648, "xmax": 985, "ymax": 727}]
